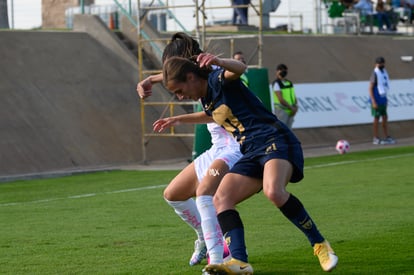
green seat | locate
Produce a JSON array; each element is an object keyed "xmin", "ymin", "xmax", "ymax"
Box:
[
  {"xmin": 362, "ymin": 15, "xmax": 378, "ymax": 25},
  {"xmin": 328, "ymin": 1, "xmax": 345, "ymax": 18},
  {"xmin": 359, "ymin": 14, "xmax": 377, "ymax": 33}
]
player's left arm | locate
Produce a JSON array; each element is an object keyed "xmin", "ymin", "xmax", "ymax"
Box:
[{"xmin": 153, "ymin": 111, "xmax": 213, "ymax": 132}]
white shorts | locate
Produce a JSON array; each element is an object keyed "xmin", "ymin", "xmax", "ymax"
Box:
[{"xmin": 194, "ymin": 145, "xmax": 242, "ymax": 183}]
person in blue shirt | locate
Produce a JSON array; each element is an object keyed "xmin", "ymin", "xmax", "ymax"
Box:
[
  {"xmin": 369, "ymin": 56, "xmax": 396, "ymax": 145},
  {"xmin": 156, "ymin": 52, "xmax": 338, "ymax": 274}
]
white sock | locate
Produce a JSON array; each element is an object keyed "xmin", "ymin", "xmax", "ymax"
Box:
[
  {"xmin": 196, "ymin": 195, "xmax": 224, "ymax": 264},
  {"xmin": 165, "ymin": 198, "xmax": 204, "ymax": 242}
]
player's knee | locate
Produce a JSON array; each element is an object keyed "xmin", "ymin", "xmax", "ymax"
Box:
[
  {"xmin": 196, "ymin": 184, "xmax": 215, "ymax": 197},
  {"xmin": 264, "ymin": 188, "xmax": 289, "ymax": 208},
  {"xmin": 213, "ymin": 193, "xmax": 221, "ymax": 207},
  {"xmin": 163, "ymin": 186, "xmax": 180, "ymax": 201},
  {"xmin": 213, "ymin": 192, "xmax": 226, "ymax": 213},
  {"xmin": 163, "ymin": 188, "xmax": 172, "ymax": 201}
]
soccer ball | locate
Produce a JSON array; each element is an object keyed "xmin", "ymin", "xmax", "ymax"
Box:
[
  {"xmin": 335, "ymin": 139, "xmax": 350, "ymax": 154},
  {"xmin": 206, "ymin": 238, "xmax": 232, "ymax": 264}
]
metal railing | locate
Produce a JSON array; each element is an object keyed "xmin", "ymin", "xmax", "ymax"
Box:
[
  {"xmin": 83, "ymin": 0, "xmax": 265, "ymax": 163},
  {"xmin": 138, "ymin": 0, "xmax": 266, "ymax": 162},
  {"xmin": 269, "ymin": 14, "xmax": 304, "ymax": 32}
]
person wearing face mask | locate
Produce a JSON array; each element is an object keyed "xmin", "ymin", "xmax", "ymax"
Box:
[
  {"xmin": 369, "ymin": 56, "xmax": 396, "ymax": 145},
  {"xmin": 271, "ymin": 63, "xmax": 298, "ymax": 129}
]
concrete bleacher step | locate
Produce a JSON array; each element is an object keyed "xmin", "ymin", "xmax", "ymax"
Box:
[{"xmin": 113, "ymin": 31, "xmax": 137, "ymax": 52}]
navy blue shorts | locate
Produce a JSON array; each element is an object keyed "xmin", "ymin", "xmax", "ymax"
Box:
[{"xmin": 230, "ymin": 123, "xmax": 304, "ymax": 183}]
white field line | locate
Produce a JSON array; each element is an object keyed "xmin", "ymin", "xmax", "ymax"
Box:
[
  {"xmin": 0, "ymin": 185, "xmax": 167, "ymax": 207},
  {"xmin": 1, "ymin": 152, "xmax": 413, "ymax": 207},
  {"xmin": 305, "ymin": 152, "xmax": 414, "ymax": 169}
]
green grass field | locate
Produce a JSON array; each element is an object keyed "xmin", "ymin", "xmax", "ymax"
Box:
[{"xmin": 1, "ymin": 146, "xmax": 413, "ymax": 274}]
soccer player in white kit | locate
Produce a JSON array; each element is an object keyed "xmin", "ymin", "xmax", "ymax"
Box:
[
  {"xmin": 162, "ymin": 120, "xmax": 241, "ymax": 266},
  {"xmin": 136, "ymin": 32, "xmax": 243, "ymax": 267}
]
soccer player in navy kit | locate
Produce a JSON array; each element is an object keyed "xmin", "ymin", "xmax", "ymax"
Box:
[{"xmin": 156, "ymin": 53, "xmax": 338, "ymax": 274}]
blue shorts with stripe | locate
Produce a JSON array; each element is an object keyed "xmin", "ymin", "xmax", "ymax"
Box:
[{"xmin": 230, "ymin": 122, "xmax": 304, "ymax": 183}]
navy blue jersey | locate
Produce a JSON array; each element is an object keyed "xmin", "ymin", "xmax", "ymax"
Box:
[
  {"xmin": 201, "ymin": 69, "xmax": 304, "ymax": 182},
  {"xmin": 201, "ymin": 69, "xmax": 279, "ymax": 147}
]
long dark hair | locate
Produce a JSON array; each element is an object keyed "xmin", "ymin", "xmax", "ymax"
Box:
[
  {"xmin": 162, "ymin": 32, "xmax": 203, "ymax": 63},
  {"xmin": 163, "ymin": 56, "xmax": 211, "ymax": 87}
]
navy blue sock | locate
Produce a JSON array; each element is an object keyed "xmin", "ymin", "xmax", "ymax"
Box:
[
  {"xmin": 279, "ymin": 194, "xmax": 324, "ymax": 246},
  {"xmin": 217, "ymin": 209, "xmax": 248, "ymax": 262}
]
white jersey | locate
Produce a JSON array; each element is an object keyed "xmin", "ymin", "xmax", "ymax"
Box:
[
  {"xmin": 194, "ymin": 123, "xmax": 242, "ymax": 182},
  {"xmin": 207, "ymin": 123, "xmax": 238, "ymax": 149}
]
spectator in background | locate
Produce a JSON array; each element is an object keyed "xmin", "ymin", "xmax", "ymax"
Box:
[
  {"xmin": 341, "ymin": 0, "xmax": 357, "ymax": 9},
  {"xmin": 231, "ymin": 0, "xmax": 250, "ymax": 25},
  {"xmin": 353, "ymin": 0, "xmax": 374, "ymax": 16},
  {"xmin": 271, "ymin": 64, "xmax": 298, "ymax": 129},
  {"xmin": 369, "ymin": 56, "xmax": 396, "ymax": 145},
  {"xmin": 384, "ymin": 0, "xmax": 401, "ymax": 29},
  {"xmin": 375, "ymin": 0, "xmax": 393, "ymax": 31},
  {"xmin": 232, "ymin": 51, "xmax": 249, "ymax": 87},
  {"xmin": 402, "ymin": 0, "xmax": 414, "ymax": 23},
  {"xmin": 390, "ymin": 0, "xmax": 413, "ymax": 23}
]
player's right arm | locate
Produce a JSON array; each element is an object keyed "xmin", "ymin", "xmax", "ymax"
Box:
[
  {"xmin": 136, "ymin": 73, "xmax": 163, "ymax": 99},
  {"xmin": 369, "ymin": 80, "xmax": 377, "ymax": 109},
  {"xmin": 196, "ymin": 53, "xmax": 247, "ymax": 81}
]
